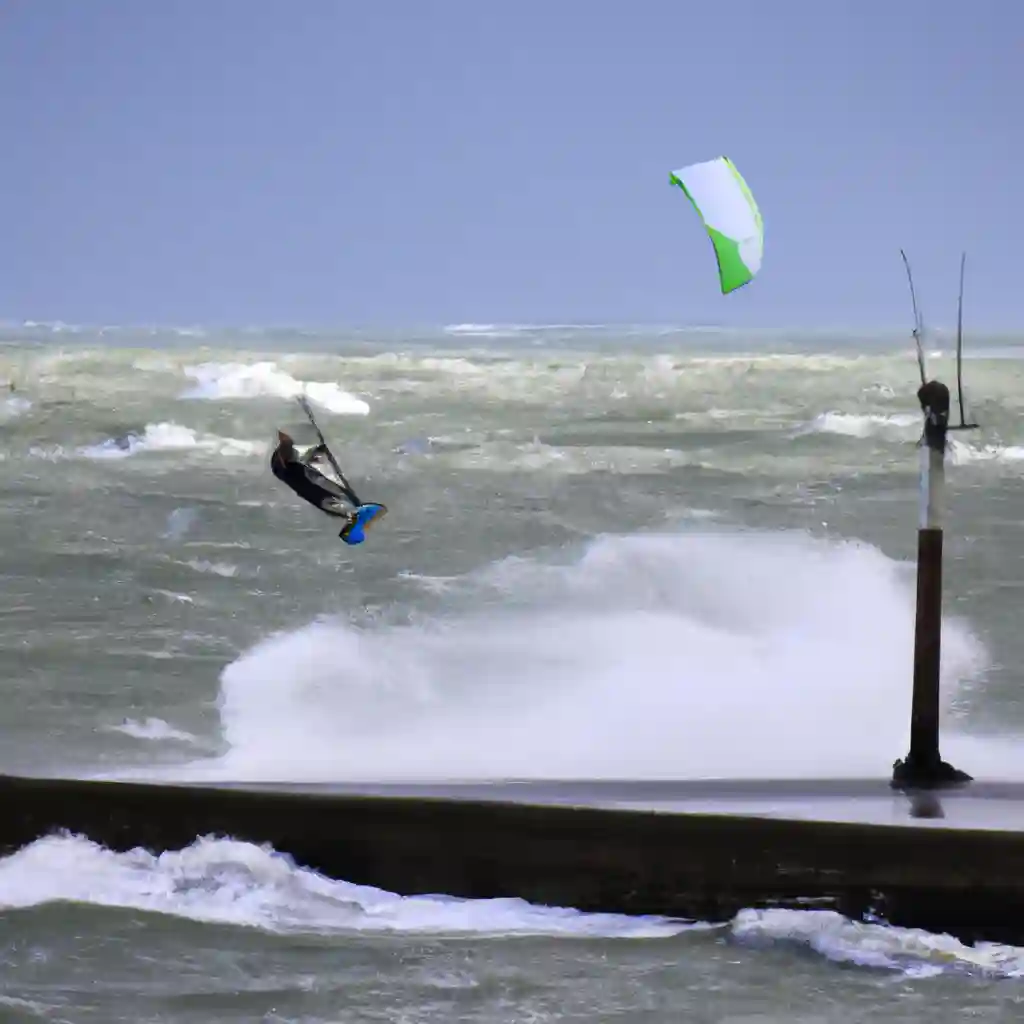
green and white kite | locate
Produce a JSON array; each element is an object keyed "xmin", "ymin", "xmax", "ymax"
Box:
[{"xmin": 669, "ymin": 156, "xmax": 763, "ymax": 294}]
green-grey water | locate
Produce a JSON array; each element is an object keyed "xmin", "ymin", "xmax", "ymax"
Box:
[{"xmin": 2, "ymin": 322, "xmax": 1024, "ymax": 1022}]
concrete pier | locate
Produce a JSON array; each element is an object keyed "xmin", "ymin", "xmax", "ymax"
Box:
[{"xmin": 4, "ymin": 774, "xmax": 1024, "ymax": 945}]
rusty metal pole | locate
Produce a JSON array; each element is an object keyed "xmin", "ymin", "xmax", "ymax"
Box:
[{"xmin": 891, "ymin": 380, "xmax": 972, "ymax": 789}]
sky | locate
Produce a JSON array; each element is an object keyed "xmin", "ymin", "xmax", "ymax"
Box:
[{"xmin": 2, "ymin": 0, "xmax": 1022, "ymax": 330}]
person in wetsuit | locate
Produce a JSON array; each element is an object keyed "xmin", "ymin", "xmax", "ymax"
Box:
[{"xmin": 270, "ymin": 430, "xmax": 361, "ymax": 535}]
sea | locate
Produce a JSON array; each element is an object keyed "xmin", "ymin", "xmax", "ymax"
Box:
[{"xmin": 1, "ymin": 320, "xmax": 1024, "ymax": 1022}]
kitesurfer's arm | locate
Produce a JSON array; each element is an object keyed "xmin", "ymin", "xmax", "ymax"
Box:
[
  {"xmin": 302, "ymin": 443, "xmax": 362, "ymax": 505},
  {"xmin": 300, "ymin": 461, "xmax": 360, "ymax": 507},
  {"xmin": 298, "ymin": 443, "xmax": 328, "ymax": 466}
]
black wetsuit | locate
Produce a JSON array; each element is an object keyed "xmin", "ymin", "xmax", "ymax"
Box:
[{"xmin": 271, "ymin": 443, "xmax": 359, "ymax": 517}]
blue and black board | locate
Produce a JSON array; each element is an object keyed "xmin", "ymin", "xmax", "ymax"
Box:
[{"xmin": 340, "ymin": 502, "xmax": 388, "ymax": 545}]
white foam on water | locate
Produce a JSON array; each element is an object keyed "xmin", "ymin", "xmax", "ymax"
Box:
[
  {"xmin": 733, "ymin": 908, "xmax": 1024, "ymax": 978},
  {"xmin": 443, "ymin": 323, "xmax": 605, "ymax": 337},
  {"xmin": 169, "ymin": 528, "xmax": 1016, "ymax": 783},
  {"xmin": 0, "ymin": 834, "xmax": 687, "ymax": 939},
  {"xmin": 442, "ymin": 323, "xmax": 519, "ymax": 339},
  {"xmin": 151, "ymin": 589, "xmax": 195, "ymax": 605},
  {"xmin": 0, "ymin": 395, "xmax": 31, "ymax": 420},
  {"xmin": 181, "ymin": 558, "xmax": 239, "ymax": 578},
  {"xmin": 180, "ymin": 361, "xmax": 370, "ymax": 415},
  {"xmin": 794, "ymin": 418, "xmax": 1024, "ymax": 468},
  {"xmin": 163, "ymin": 507, "xmax": 199, "ymax": 540},
  {"xmin": 445, "ymin": 440, "xmax": 691, "ymax": 475},
  {"xmin": 948, "ymin": 439, "xmax": 1024, "ymax": 465},
  {"xmin": 3, "ymin": 835, "xmax": 1022, "ymax": 977},
  {"xmin": 0, "ymin": 995, "xmax": 52, "ymax": 1017},
  {"xmin": 106, "ymin": 717, "xmax": 199, "ymax": 744},
  {"xmin": 78, "ymin": 423, "xmax": 264, "ymax": 460},
  {"xmin": 802, "ymin": 412, "xmax": 920, "ymax": 440}
]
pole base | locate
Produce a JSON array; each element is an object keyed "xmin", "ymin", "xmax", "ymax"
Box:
[{"xmin": 891, "ymin": 755, "xmax": 973, "ymax": 790}]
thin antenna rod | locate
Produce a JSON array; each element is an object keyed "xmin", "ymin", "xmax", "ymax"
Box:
[
  {"xmin": 900, "ymin": 249, "xmax": 927, "ymax": 387},
  {"xmin": 949, "ymin": 251, "xmax": 979, "ymax": 432},
  {"xmin": 955, "ymin": 252, "xmax": 968, "ymax": 428}
]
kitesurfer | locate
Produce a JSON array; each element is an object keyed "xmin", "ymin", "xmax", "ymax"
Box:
[{"xmin": 270, "ymin": 430, "xmax": 361, "ymax": 536}]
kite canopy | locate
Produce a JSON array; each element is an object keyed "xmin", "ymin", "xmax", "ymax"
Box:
[{"xmin": 669, "ymin": 156, "xmax": 763, "ymax": 294}]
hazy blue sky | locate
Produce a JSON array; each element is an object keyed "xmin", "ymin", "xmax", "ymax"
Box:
[{"xmin": 2, "ymin": 1, "xmax": 1021, "ymax": 329}]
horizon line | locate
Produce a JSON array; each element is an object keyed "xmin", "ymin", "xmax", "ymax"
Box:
[{"xmin": 2, "ymin": 317, "xmax": 1021, "ymax": 338}]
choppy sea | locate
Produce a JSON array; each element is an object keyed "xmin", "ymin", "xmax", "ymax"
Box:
[{"xmin": 2, "ymin": 320, "xmax": 1024, "ymax": 1022}]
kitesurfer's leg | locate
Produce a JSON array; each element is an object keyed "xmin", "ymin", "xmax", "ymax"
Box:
[
  {"xmin": 320, "ymin": 495, "xmax": 355, "ymax": 518},
  {"xmin": 318, "ymin": 495, "xmax": 359, "ymax": 539}
]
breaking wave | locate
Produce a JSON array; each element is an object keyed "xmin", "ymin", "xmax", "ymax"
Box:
[
  {"xmin": 4, "ymin": 835, "xmax": 1023, "ymax": 977},
  {"xmin": 0, "ymin": 834, "xmax": 684, "ymax": 939},
  {"xmin": 181, "ymin": 361, "xmax": 370, "ymax": 415},
  {"xmin": 172, "ymin": 528, "xmax": 996, "ymax": 783},
  {"xmin": 77, "ymin": 422, "xmax": 264, "ymax": 459},
  {"xmin": 802, "ymin": 412, "xmax": 919, "ymax": 440}
]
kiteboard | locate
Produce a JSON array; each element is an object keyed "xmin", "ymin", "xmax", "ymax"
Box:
[
  {"xmin": 339, "ymin": 502, "xmax": 388, "ymax": 545},
  {"xmin": 295, "ymin": 395, "xmax": 388, "ymax": 545}
]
